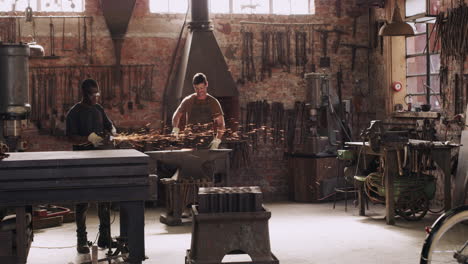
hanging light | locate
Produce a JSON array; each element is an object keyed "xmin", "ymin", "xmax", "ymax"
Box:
[{"xmin": 379, "ymin": 4, "xmax": 415, "ymax": 36}]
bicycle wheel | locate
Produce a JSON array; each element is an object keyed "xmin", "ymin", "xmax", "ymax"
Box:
[{"xmin": 420, "ymin": 205, "xmax": 468, "ymax": 264}]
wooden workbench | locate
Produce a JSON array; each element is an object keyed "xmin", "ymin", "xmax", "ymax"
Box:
[{"xmin": 346, "ymin": 140, "xmax": 457, "ymax": 225}]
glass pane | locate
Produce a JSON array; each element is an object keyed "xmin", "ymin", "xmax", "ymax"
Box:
[
  {"xmin": 430, "ymin": 54, "xmax": 440, "ymax": 74},
  {"xmin": 233, "ymin": 0, "xmax": 268, "ymax": 14},
  {"xmin": 429, "ymin": 74, "xmax": 440, "ymax": 93},
  {"xmin": 273, "ymin": 0, "xmax": 290, "ymax": 14},
  {"xmin": 169, "ymin": 0, "xmax": 188, "ymax": 13},
  {"xmin": 430, "ymin": 95, "xmax": 441, "ymax": 110},
  {"xmin": 407, "ymin": 56, "xmax": 427, "ymax": 76},
  {"xmin": 408, "ymin": 22, "xmax": 427, "ymax": 34},
  {"xmin": 429, "ymin": 0, "xmax": 441, "ymax": 15},
  {"xmin": 406, "ymin": 0, "xmax": 426, "ymax": 17},
  {"xmin": 407, "ymin": 76, "xmax": 427, "ymax": 94},
  {"xmin": 1, "ymin": 0, "xmax": 38, "ymax": 11},
  {"xmin": 210, "ymin": 0, "xmax": 230, "ymax": 13},
  {"xmin": 251, "ymin": 0, "xmax": 269, "ymax": 14},
  {"xmin": 411, "ymin": 95, "xmax": 428, "ymax": 108},
  {"xmin": 291, "ymin": 0, "xmax": 308, "ymax": 14},
  {"xmin": 41, "ymin": 0, "xmax": 84, "ymax": 12},
  {"xmin": 234, "ymin": 0, "xmax": 251, "ymax": 14},
  {"xmin": 150, "ymin": 0, "xmax": 169, "ymax": 13},
  {"xmin": 406, "ymin": 34, "xmax": 427, "ymax": 55}
]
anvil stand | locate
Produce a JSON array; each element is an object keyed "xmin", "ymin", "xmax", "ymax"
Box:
[{"xmin": 145, "ymin": 149, "xmax": 231, "ymax": 226}]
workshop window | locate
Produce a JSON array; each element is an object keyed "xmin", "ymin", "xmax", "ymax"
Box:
[
  {"xmin": 406, "ymin": 23, "xmax": 441, "ymax": 110},
  {"xmin": 150, "ymin": 0, "xmax": 314, "ymax": 15},
  {"xmin": 0, "ymin": 0, "xmax": 84, "ymax": 12}
]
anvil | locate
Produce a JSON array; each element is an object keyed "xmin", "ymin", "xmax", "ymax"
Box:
[{"xmin": 145, "ymin": 149, "xmax": 231, "ymax": 180}]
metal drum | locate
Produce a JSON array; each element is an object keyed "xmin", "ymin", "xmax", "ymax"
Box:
[{"xmin": 0, "ymin": 43, "xmax": 30, "ymax": 120}]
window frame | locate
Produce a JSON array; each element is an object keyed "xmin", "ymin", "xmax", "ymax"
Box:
[
  {"xmin": 149, "ymin": 0, "xmax": 314, "ymax": 15},
  {"xmin": 0, "ymin": 0, "xmax": 85, "ymax": 13},
  {"xmin": 405, "ymin": 23, "xmax": 440, "ymax": 109}
]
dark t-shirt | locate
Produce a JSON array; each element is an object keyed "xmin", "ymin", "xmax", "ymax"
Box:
[
  {"xmin": 66, "ymin": 103, "xmax": 113, "ymax": 137},
  {"xmin": 177, "ymin": 93, "xmax": 224, "ymax": 125}
]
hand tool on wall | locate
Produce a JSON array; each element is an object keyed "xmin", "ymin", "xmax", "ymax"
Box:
[
  {"xmin": 295, "ymin": 31, "xmax": 307, "ymax": 76},
  {"xmin": 347, "ymin": 9, "xmax": 363, "ymax": 38},
  {"xmin": 17, "ymin": 17, "xmax": 21, "ymax": 42},
  {"xmin": 309, "ymin": 28, "xmax": 316, "ymax": 72},
  {"xmin": 317, "ymin": 29, "xmax": 333, "ymax": 68},
  {"xmin": 89, "ymin": 17, "xmax": 94, "ymax": 64},
  {"xmin": 340, "ymin": 43, "xmax": 369, "ymax": 71},
  {"xmin": 332, "ymin": 27, "xmax": 347, "ymax": 54},
  {"xmin": 61, "ymin": 18, "xmax": 72, "ymax": 51},
  {"xmin": 48, "ymin": 18, "xmax": 57, "ymax": 57},
  {"xmin": 82, "ymin": 17, "xmax": 87, "ymax": 53},
  {"xmin": 77, "ymin": 17, "xmax": 81, "ymax": 53},
  {"xmin": 335, "ymin": 0, "xmax": 342, "ymax": 18}
]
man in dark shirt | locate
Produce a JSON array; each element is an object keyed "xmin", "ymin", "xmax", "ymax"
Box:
[
  {"xmin": 171, "ymin": 73, "xmax": 225, "ymax": 149},
  {"xmin": 66, "ymin": 79, "xmax": 116, "ymax": 254}
]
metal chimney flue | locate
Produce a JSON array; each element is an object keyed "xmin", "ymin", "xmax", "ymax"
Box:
[{"xmin": 189, "ymin": 0, "xmax": 212, "ymax": 31}]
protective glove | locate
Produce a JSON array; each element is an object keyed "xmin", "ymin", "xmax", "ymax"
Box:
[
  {"xmin": 88, "ymin": 132, "xmax": 104, "ymax": 147},
  {"xmin": 111, "ymin": 125, "xmax": 117, "ymax": 136},
  {"xmin": 209, "ymin": 138, "xmax": 221, "ymax": 150},
  {"xmin": 171, "ymin": 127, "xmax": 180, "ymax": 140}
]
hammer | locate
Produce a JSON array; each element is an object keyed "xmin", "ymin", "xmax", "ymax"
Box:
[
  {"xmin": 347, "ymin": 9, "xmax": 363, "ymax": 38},
  {"xmin": 340, "ymin": 43, "xmax": 369, "ymax": 71},
  {"xmin": 332, "ymin": 27, "xmax": 348, "ymax": 54}
]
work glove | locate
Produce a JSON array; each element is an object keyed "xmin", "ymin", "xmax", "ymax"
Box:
[
  {"xmin": 171, "ymin": 127, "xmax": 180, "ymax": 140},
  {"xmin": 111, "ymin": 125, "xmax": 117, "ymax": 136},
  {"xmin": 88, "ymin": 132, "xmax": 104, "ymax": 147},
  {"xmin": 209, "ymin": 138, "xmax": 221, "ymax": 150}
]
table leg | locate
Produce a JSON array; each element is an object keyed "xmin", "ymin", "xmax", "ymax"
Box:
[
  {"xmin": 120, "ymin": 201, "xmax": 145, "ymax": 264},
  {"xmin": 15, "ymin": 207, "xmax": 27, "ymax": 264},
  {"xmin": 385, "ymin": 150, "xmax": 397, "ymax": 225},
  {"xmin": 358, "ymin": 182, "xmax": 365, "ymax": 216},
  {"xmin": 432, "ymin": 149, "xmax": 452, "ymax": 211}
]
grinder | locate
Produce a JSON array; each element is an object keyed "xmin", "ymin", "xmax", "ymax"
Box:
[{"xmin": 0, "ymin": 43, "xmax": 31, "ymax": 152}]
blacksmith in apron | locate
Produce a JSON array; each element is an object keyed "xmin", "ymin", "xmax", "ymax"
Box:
[{"xmin": 171, "ymin": 73, "xmax": 225, "ymax": 149}]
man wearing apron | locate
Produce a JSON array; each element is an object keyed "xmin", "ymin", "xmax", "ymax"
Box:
[{"xmin": 171, "ymin": 73, "xmax": 225, "ymax": 149}]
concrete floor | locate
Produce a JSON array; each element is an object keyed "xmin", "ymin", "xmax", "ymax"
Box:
[{"xmin": 27, "ymin": 201, "xmax": 441, "ymax": 264}]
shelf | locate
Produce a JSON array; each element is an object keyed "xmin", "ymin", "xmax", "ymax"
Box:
[{"xmin": 392, "ymin": 111, "xmax": 439, "ymax": 119}]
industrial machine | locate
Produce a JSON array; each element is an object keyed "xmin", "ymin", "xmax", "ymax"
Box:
[
  {"xmin": 0, "ymin": 43, "xmax": 31, "ymax": 153},
  {"xmin": 304, "ymin": 72, "xmax": 348, "ymax": 153}
]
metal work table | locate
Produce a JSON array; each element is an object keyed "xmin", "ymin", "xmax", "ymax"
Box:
[
  {"xmin": 346, "ymin": 140, "xmax": 458, "ymax": 225},
  {"xmin": 0, "ymin": 149, "xmax": 155, "ymax": 264}
]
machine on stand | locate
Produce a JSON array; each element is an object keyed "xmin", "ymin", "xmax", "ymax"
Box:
[
  {"xmin": 287, "ymin": 73, "xmax": 350, "ymax": 203},
  {"xmin": 0, "ymin": 43, "xmax": 31, "ymax": 156}
]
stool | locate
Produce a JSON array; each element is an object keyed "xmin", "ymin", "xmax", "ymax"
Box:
[
  {"xmin": 160, "ymin": 179, "xmax": 213, "ymax": 226},
  {"xmin": 186, "ymin": 187, "xmax": 278, "ymax": 264},
  {"xmin": 333, "ymin": 164, "xmax": 359, "ymax": 212},
  {"xmin": 186, "ymin": 206, "xmax": 278, "ymax": 264}
]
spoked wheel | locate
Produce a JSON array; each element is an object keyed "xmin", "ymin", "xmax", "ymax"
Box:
[
  {"xmin": 420, "ymin": 205, "xmax": 468, "ymax": 264},
  {"xmin": 395, "ymin": 191, "xmax": 429, "ymax": 221}
]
